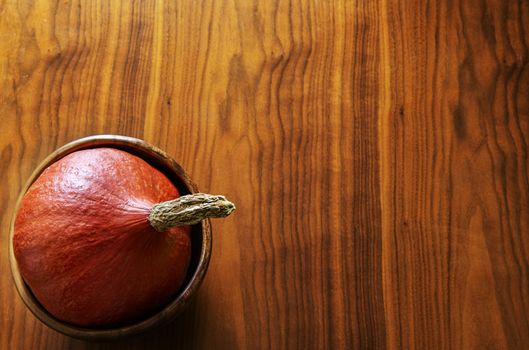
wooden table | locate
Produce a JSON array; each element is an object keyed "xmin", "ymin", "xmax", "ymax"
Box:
[{"xmin": 1, "ymin": 0, "xmax": 528, "ymax": 349}]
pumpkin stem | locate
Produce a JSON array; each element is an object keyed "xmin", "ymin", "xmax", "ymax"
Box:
[{"xmin": 148, "ymin": 193, "xmax": 236, "ymax": 232}]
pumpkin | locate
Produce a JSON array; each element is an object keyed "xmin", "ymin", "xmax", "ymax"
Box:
[{"xmin": 13, "ymin": 148, "xmax": 234, "ymax": 327}]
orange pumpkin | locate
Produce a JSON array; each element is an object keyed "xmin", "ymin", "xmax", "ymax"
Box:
[{"xmin": 13, "ymin": 148, "xmax": 234, "ymax": 327}]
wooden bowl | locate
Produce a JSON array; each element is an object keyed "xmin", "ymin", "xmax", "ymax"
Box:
[{"xmin": 8, "ymin": 135, "xmax": 212, "ymax": 340}]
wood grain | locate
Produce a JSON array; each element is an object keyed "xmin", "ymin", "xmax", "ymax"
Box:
[
  {"xmin": 0, "ymin": 0, "xmax": 527, "ymax": 349},
  {"xmin": 379, "ymin": 1, "xmax": 529, "ymax": 348}
]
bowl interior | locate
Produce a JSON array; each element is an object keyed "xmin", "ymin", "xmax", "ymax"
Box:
[{"xmin": 9, "ymin": 135, "xmax": 211, "ymax": 340}]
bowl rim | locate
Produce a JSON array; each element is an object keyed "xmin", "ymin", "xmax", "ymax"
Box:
[{"xmin": 8, "ymin": 135, "xmax": 212, "ymax": 340}]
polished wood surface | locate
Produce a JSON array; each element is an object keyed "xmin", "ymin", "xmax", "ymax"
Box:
[{"xmin": 0, "ymin": 0, "xmax": 527, "ymax": 349}]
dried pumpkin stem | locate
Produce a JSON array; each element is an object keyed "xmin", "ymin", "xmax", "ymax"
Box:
[{"xmin": 148, "ymin": 193, "xmax": 236, "ymax": 232}]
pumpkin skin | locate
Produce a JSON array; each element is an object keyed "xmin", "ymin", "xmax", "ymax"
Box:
[{"xmin": 13, "ymin": 148, "xmax": 191, "ymax": 327}]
